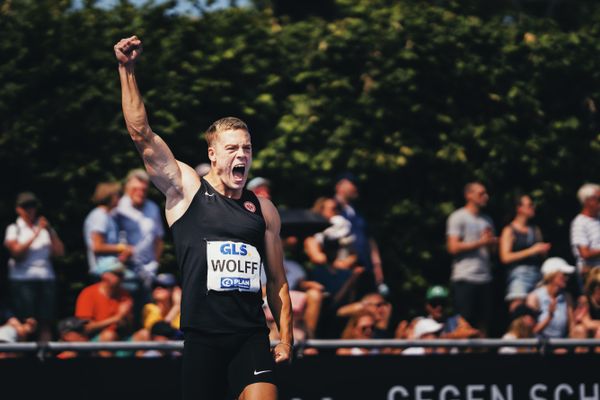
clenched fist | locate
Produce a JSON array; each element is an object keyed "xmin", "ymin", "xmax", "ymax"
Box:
[{"xmin": 114, "ymin": 35, "xmax": 143, "ymax": 65}]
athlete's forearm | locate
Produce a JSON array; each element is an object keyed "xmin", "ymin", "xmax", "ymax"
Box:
[
  {"xmin": 118, "ymin": 63, "xmax": 153, "ymax": 142},
  {"xmin": 266, "ymin": 281, "xmax": 293, "ymax": 345}
]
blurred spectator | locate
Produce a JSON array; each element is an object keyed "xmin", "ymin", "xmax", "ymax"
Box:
[
  {"xmin": 194, "ymin": 163, "xmax": 211, "ymax": 178},
  {"xmin": 572, "ymin": 267, "xmax": 600, "ymax": 339},
  {"xmin": 499, "ymin": 304, "xmax": 538, "ymax": 354},
  {"xmin": 306, "ymin": 197, "xmax": 357, "ymax": 270},
  {"xmin": 527, "ymin": 258, "xmax": 576, "ymax": 339},
  {"xmin": 4, "ymin": 192, "xmax": 64, "ymax": 340},
  {"xmin": 115, "ymin": 169, "xmax": 165, "ymax": 285},
  {"xmin": 247, "ymin": 177, "xmax": 271, "ymax": 199},
  {"xmin": 500, "ymin": 194, "xmax": 551, "ymax": 311},
  {"xmin": 138, "ymin": 321, "xmax": 180, "ymax": 358},
  {"xmin": 84, "ymin": 182, "xmax": 133, "ymax": 276},
  {"xmin": 75, "ymin": 258, "xmax": 135, "ymax": 343},
  {"xmin": 337, "ymin": 292, "xmax": 393, "ymax": 338},
  {"xmin": 334, "ymin": 174, "xmax": 386, "ymax": 294},
  {"xmin": 0, "ymin": 316, "xmax": 37, "ymax": 358},
  {"xmin": 262, "ymin": 237, "xmax": 324, "ymax": 339},
  {"xmin": 141, "ymin": 273, "xmax": 181, "ymax": 332},
  {"xmin": 570, "ymin": 183, "xmax": 600, "ymax": 290},
  {"xmin": 56, "ymin": 317, "xmax": 89, "ymax": 359},
  {"xmin": 336, "ymin": 311, "xmax": 377, "ymax": 355},
  {"xmin": 402, "ymin": 318, "xmax": 443, "ymax": 356},
  {"xmin": 446, "ymin": 182, "xmax": 497, "ymax": 335},
  {"xmin": 115, "ymin": 169, "xmax": 165, "ymax": 322},
  {"xmin": 422, "ymin": 285, "xmax": 481, "ymax": 339}
]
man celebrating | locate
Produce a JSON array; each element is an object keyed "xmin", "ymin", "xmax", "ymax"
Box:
[{"xmin": 114, "ymin": 36, "xmax": 292, "ymax": 400}]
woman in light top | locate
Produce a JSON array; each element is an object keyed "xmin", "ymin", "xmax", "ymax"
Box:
[
  {"xmin": 4, "ymin": 192, "xmax": 64, "ymax": 340},
  {"xmin": 500, "ymin": 195, "xmax": 551, "ymax": 311}
]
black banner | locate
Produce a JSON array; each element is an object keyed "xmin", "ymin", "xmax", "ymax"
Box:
[{"xmin": 1, "ymin": 354, "xmax": 599, "ymax": 400}]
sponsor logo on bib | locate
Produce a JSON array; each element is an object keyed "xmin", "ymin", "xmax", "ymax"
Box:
[
  {"xmin": 221, "ymin": 277, "xmax": 251, "ymax": 290},
  {"xmin": 244, "ymin": 201, "xmax": 256, "ymax": 213},
  {"xmin": 206, "ymin": 240, "xmax": 261, "ymax": 293}
]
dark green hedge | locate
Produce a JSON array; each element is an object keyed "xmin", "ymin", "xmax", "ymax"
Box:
[{"xmin": 2, "ymin": 0, "xmax": 600, "ymax": 318}]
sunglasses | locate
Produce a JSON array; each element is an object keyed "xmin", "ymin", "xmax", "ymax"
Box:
[
  {"xmin": 428, "ymin": 299, "xmax": 447, "ymax": 308},
  {"xmin": 358, "ymin": 324, "xmax": 374, "ymax": 333},
  {"xmin": 365, "ymin": 301, "xmax": 388, "ymax": 308}
]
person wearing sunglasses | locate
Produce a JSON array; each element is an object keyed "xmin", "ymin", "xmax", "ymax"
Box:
[
  {"xmin": 337, "ymin": 310, "xmax": 377, "ymax": 355},
  {"xmin": 423, "ymin": 285, "xmax": 481, "ymax": 339},
  {"xmin": 337, "ymin": 292, "xmax": 393, "ymax": 338}
]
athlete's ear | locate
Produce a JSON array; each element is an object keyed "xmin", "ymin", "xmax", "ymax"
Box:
[{"xmin": 208, "ymin": 146, "xmax": 216, "ymax": 162}]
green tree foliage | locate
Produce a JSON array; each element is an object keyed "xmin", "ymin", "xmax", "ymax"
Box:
[{"xmin": 2, "ymin": 0, "xmax": 600, "ymax": 317}]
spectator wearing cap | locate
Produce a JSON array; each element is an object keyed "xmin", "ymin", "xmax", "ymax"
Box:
[
  {"xmin": 75, "ymin": 258, "xmax": 135, "ymax": 343},
  {"xmin": 115, "ymin": 169, "xmax": 165, "ymax": 286},
  {"xmin": 141, "ymin": 273, "xmax": 181, "ymax": 331},
  {"xmin": 402, "ymin": 318, "xmax": 444, "ymax": 355},
  {"xmin": 423, "ymin": 285, "xmax": 481, "ymax": 339},
  {"xmin": 446, "ymin": 182, "xmax": 497, "ymax": 335},
  {"xmin": 334, "ymin": 174, "xmax": 386, "ymax": 295},
  {"xmin": 4, "ymin": 192, "xmax": 64, "ymax": 341},
  {"xmin": 56, "ymin": 317, "xmax": 89, "ymax": 359},
  {"xmin": 84, "ymin": 182, "xmax": 133, "ymax": 276},
  {"xmin": 247, "ymin": 177, "xmax": 271, "ymax": 199},
  {"xmin": 337, "ymin": 310, "xmax": 378, "ymax": 355},
  {"xmin": 499, "ymin": 304, "xmax": 538, "ymax": 354},
  {"xmin": 499, "ymin": 194, "xmax": 551, "ymax": 311},
  {"xmin": 570, "ymin": 183, "xmax": 600, "ymax": 289},
  {"xmin": 527, "ymin": 258, "xmax": 577, "ymax": 339},
  {"xmin": 337, "ymin": 292, "xmax": 393, "ymax": 338}
]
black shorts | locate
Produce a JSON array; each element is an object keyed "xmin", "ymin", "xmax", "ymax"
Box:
[{"xmin": 182, "ymin": 330, "xmax": 276, "ymax": 400}]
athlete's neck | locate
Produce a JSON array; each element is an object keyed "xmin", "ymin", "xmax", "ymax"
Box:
[{"xmin": 204, "ymin": 172, "xmax": 243, "ymax": 199}]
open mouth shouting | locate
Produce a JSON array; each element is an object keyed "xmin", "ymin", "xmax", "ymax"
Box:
[{"xmin": 232, "ymin": 163, "xmax": 246, "ymax": 184}]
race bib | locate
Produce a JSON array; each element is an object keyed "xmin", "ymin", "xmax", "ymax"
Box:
[{"xmin": 206, "ymin": 240, "xmax": 262, "ymax": 292}]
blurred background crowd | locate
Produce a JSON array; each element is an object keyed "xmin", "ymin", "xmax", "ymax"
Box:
[{"xmin": 4, "ymin": 165, "xmax": 600, "ymax": 358}]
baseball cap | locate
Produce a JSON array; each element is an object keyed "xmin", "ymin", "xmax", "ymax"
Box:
[
  {"xmin": 153, "ymin": 273, "xmax": 177, "ymax": 288},
  {"xmin": 16, "ymin": 192, "xmax": 40, "ymax": 208},
  {"xmin": 541, "ymin": 257, "xmax": 575, "ymax": 276},
  {"xmin": 58, "ymin": 317, "xmax": 89, "ymax": 336},
  {"xmin": 426, "ymin": 285, "xmax": 449, "ymax": 301},
  {"xmin": 95, "ymin": 257, "xmax": 126, "ymax": 276},
  {"xmin": 247, "ymin": 177, "xmax": 270, "ymax": 191},
  {"xmin": 412, "ymin": 318, "xmax": 443, "ymax": 339}
]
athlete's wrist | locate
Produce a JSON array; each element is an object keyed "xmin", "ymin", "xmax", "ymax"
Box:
[{"xmin": 278, "ymin": 341, "xmax": 293, "ymax": 349}]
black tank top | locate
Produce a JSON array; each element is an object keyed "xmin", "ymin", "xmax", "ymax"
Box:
[
  {"xmin": 171, "ymin": 178, "xmax": 267, "ymax": 333},
  {"xmin": 509, "ymin": 225, "xmax": 542, "ymax": 268}
]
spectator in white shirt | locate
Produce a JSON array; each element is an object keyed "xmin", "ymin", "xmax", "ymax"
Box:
[
  {"xmin": 3, "ymin": 192, "xmax": 64, "ymax": 340},
  {"xmin": 570, "ymin": 183, "xmax": 600, "ymax": 290}
]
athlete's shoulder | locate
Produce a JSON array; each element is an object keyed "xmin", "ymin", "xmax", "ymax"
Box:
[{"xmin": 165, "ymin": 161, "xmax": 201, "ymax": 227}]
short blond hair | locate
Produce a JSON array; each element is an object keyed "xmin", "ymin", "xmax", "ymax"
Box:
[{"xmin": 205, "ymin": 117, "xmax": 249, "ymax": 147}]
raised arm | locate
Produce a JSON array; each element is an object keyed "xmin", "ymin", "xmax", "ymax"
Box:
[
  {"xmin": 114, "ymin": 36, "xmax": 196, "ymax": 219},
  {"xmin": 259, "ymin": 197, "xmax": 293, "ymax": 363}
]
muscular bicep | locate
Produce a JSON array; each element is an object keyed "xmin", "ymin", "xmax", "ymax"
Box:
[{"xmin": 133, "ymin": 132, "xmax": 183, "ymax": 198}]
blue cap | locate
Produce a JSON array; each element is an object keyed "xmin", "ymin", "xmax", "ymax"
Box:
[
  {"xmin": 95, "ymin": 257, "xmax": 126, "ymax": 276},
  {"xmin": 153, "ymin": 273, "xmax": 177, "ymax": 288}
]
